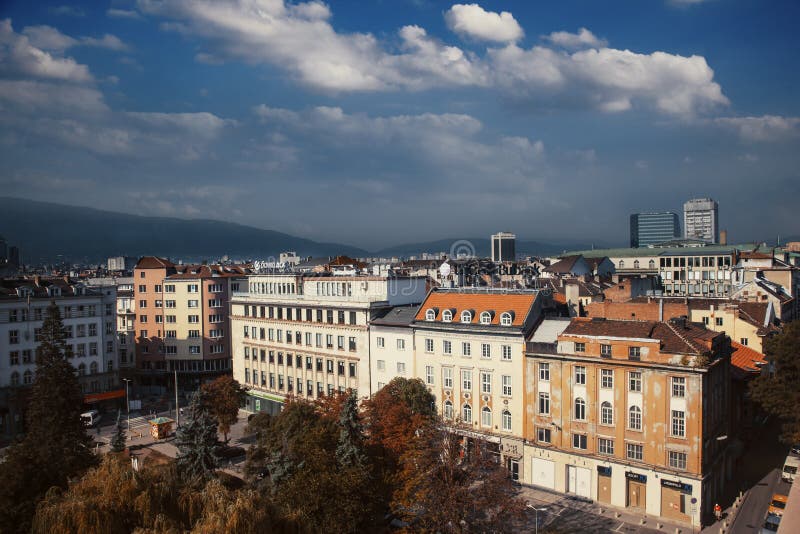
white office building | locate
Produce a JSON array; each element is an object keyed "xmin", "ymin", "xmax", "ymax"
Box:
[{"xmin": 683, "ymin": 198, "xmax": 719, "ymax": 243}]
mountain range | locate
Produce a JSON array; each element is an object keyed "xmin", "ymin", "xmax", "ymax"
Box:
[{"xmin": 0, "ymin": 196, "xmax": 605, "ymax": 264}]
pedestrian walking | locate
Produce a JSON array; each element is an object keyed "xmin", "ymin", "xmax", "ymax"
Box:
[{"xmin": 714, "ymin": 503, "xmax": 722, "ymax": 521}]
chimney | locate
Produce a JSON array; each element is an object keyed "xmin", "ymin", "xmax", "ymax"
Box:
[
  {"xmin": 34, "ymin": 275, "xmax": 41, "ymax": 287},
  {"xmin": 720, "ymin": 230, "xmax": 728, "ymax": 245}
]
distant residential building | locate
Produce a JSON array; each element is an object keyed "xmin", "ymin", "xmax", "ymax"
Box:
[
  {"xmin": 107, "ymin": 256, "xmax": 137, "ymax": 272},
  {"xmin": 491, "ymin": 232, "xmax": 516, "ymax": 262},
  {"xmin": 542, "ymin": 255, "xmax": 591, "ymax": 278},
  {"xmin": 630, "ymin": 212, "xmax": 680, "ymax": 248},
  {"xmin": 133, "ymin": 257, "xmax": 249, "ymax": 394},
  {"xmin": 684, "ymin": 198, "xmax": 719, "ymax": 243},
  {"xmin": 0, "ymin": 277, "xmax": 121, "ymax": 440}
]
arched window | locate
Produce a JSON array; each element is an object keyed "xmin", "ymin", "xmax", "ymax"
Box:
[
  {"xmin": 619, "ymin": 260, "xmax": 625, "ymax": 269},
  {"xmin": 444, "ymin": 400, "xmax": 454, "ymax": 420},
  {"xmin": 634, "ymin": 260, "xmax": 640, "ymax": 269},
  {"xmin": 425, "ymin": 309, "xmax": 436, "ymax": 321},
  {"xmin": 601, "ymin": 401, "xmax": 614, "ymax": 425},
  {"xmin": 10, "ymin": 371, "xmax": 20, "ymax": 386},
  {"xmin": 461, "ymin": 310, "xmax": 473, "ymax": 323},
  {"xmin": 574, "ymin": 398, "xmax": 586, "ymax": 420},
  {"xmin": 442, "ymin": 310, "xmax": 453, "ymax": 322},
  {"xmin": 481, "ymin": 406, "xmax": 492, "ymax": 427},
  {"xmin": 500, "ymin": 312, "xmax": 512, "ymax": 326},
  {"xmin": 502, "ymin": 410, "xmax": 512, "ymax": 432},
  {"xmin": 23, "ymin": 370, "xmax": 33, "ymax": 385},
  {"xmin": 462, "ymin": 404, "xmax": 472, "ymax": 423},
  {"xmin": 90, "ymin": 361, "xmax": 98, "ymax": 375},
  {"xmin": 648, "ymin": 259, "xmax": 655, "ymax": 269},
  {"xmin": 78, "ymin": 363, "xmax": 86, "ymax": 376},
  {"xmin": 480, "ymin": 311, "xmax": 492, "ymax": 325},
  {"xmin": 629, "ymin": 406, "xmax": 642, "ymax": 430}
]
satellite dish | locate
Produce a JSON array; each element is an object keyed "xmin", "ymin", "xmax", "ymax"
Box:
[{"xmin": 439, "ymin": 262, "xmax": 451, "ymax": 278}]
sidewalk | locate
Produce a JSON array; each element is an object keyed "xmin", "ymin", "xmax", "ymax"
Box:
[{"xmin": 517, "ymin": 484, "xmax": 696, "ymax": 533}]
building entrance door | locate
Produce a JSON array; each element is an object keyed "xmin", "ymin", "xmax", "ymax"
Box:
[
  {"xmin": 598, "ymin": 473, "xmax": 612, "ymax": 504},
  {"xmin": 627, "ymin": 480, "xmax": 647, "ymax": 510},
  {"xmin": 506, "ymin": 459, "xmax": 519, "ymax": 481},
  {"xmin": 566, "ymin": 466, "xmax": 591, "ymax": 498}
]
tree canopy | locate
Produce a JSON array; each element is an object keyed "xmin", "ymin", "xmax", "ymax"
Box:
[
  {"xmin": 201, "ymin": 375, "xmax": 248, "ymax": 442},
  {"xmin": 176, "ymin": 391, "xmax": 220, "ymax": 485}
]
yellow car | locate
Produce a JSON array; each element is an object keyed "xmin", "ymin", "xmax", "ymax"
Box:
[{"xmin": 768, "ymin": 494, "xmax": 788, "ymax": 516}]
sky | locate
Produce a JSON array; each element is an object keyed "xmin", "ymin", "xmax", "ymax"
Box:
[{"xmin": 0, "ymin": 0, "xmax": 798, "ymax": 250}]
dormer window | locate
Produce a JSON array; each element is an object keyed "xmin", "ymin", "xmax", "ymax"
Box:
[
  {"xmin": 479, "ymin": 311, "xmax": 492, "ymax": 325},
  {"xmin": 442, "ymin": 309, "xmax": 453, "ymax": 322},
  {"xmin": 460, "ymin": 310, "xmax": 473, "ymax": 323},
  {"xmin": 425, "ymin": 309, "xmax": 436, "ymax": 321},
  {"xmin": 500, "ymin": 312, "xmax": 513, "ymax": 326}
]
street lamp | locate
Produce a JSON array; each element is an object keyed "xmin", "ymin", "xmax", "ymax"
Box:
[
  {"xmin": 122, "ymin": 378, "xmax": 131, "ymax": 431},
  {"xmin": 526, "ymin": 503, "xmax": 548, "ymax": 534}
]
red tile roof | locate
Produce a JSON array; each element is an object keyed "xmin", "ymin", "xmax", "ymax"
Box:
[
  {"xmin": 730, "ymin": 341, "xmax": 766, "ymax": 380},
  {"xmin": 135, "ymin": 256, "xmax": 175, "ymax": 269},
  {"xmin": 415, "ymin": 290, "xmax": 538, "ymax": 327}
]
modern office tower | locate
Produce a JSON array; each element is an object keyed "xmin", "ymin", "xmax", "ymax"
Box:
[
  {"xmin": 630, "ymin": 212, "xmax": 680, "ymax": 247},
  {"xmin": 683, "ymin": 198, "xmax": 719, "ymax": 243},
  {"xmin": 491, "ymin": 232, "xmax": 517, "ymax": 262}
]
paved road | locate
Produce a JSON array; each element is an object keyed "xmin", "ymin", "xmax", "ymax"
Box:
[{"xmin": 730, "ymin": 469, "xmax": 790, "ymax": 534}]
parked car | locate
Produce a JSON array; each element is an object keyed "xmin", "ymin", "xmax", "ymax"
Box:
[
  {"xmin": 768, "ymin": 494, "xmax": 788, "ymax": 517},
  {"xmin": 782, "ymin": 455, "xmax": 799, "ymax": 483},
  {"xmin": 760, "ymin": 513, "xmax": 781, "ymax": 533},
  {"xmin": 80, "ymin": 410, "xmax": 101, "ymax": 427}
]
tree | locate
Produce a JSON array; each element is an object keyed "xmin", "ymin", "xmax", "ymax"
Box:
[
  {"xmin": 750, "ymin": 320, "xmax": 800, "ymax": 444},
  {"xmin": 393, "ymin": 419, "xmax": 525, "ymax": 533},
  {"xmin": 336, "ymin": 390, "xmax": 365, "ymax": 468},
  {"xmin": 201, "ymin": 375, "xmax": 248, "ymax": 442},
  {"xmin": 176, "ymin": 391, "xmax": 220, "ymax": 485},
  {"xmin": 110, "ymin": 409, "xmax": 127, "ymax": 453},
  {"xmin": 0, "ymin": 301, "xmax": 95, "ymax": 533}
]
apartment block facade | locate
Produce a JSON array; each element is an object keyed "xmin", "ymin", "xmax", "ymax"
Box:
[
  {"xmin": 524, "ymin": 317, "xmax": 731, "ymax": 527},
  {"xmin": 133, "ymin": 258, "xmax": 247, "ymax": 393},
  {"xmin": 230, "ymin": 274, "xmax": 427, "ymax": 414}
]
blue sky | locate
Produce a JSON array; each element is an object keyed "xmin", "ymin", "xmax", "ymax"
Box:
[{"xmin": 0, "ymin": 1, "xmax": 798, "ymax": 249}]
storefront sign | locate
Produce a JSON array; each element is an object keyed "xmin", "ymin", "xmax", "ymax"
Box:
[
  {"xmin": 661, "ymin": 479, "xmax": 693, "ymax": 493},
  {"xmin": 500, "ymin": 438, "xmax": 523, "ymax": 459},
  {"xmin": 597, "ymin": 466, "xmax": 612, "ymax": 476},
  {"xmin": 625, "ymin": 471, "xmax": 647, "ymax": 483}
]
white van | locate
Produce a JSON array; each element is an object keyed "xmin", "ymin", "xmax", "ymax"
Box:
[
  {"xmin": 782, "ymin": 455, "xmax": 799, "ymax": 483},
  {"xmin": 81, "ymin": 410, "xmax": 100, "ymax": 427}
]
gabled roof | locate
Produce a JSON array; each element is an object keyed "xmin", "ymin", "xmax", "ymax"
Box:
[
  {"xmin": 371, "ymin": 305, "xmax": 419, "ymax": 327},
  {"xmin": 135, "ymin": 256, "xmax": 175, "ymax": 269},
  {"xmin": 415, "ymin": 289, "xmax": 539, "ymax": 327},
  {"xmin": 730, "ymin": 341, "xmax": 766, "ymax": 380},
  {"xmin": 544, "ymin": 255, "xmax": 583, "ymax": 274}
]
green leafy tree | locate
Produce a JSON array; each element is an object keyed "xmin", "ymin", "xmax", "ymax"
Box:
[
  {"xmin": 176, "ymin": 391, "xmax": 220, "ymax": 485},
  {"xmin": 201, "ymin": 375, "xmax": 248, "ymax": 442},
  {"xmin": 0, "ymin": 301, "xmax": 95, "ymax": 533},
  {"xmin": 750, "ymin": 320, "xmax": 800, "ymax": 444},
  {"xmin": 110, "ymin": 409, "xmax": 127, "ymax": 453}
]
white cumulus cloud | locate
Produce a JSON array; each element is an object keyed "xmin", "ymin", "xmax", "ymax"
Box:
[
  {"xmin": 445, "ymin": 3, "xmax": 523, "ymax": 43},
  {"xmin": 714, "ymin": 115, "xmax": 800, "ymax": 142},
  {"xmin": 544, "ymin": 28, "xmax": 607, "ymax": 50}
]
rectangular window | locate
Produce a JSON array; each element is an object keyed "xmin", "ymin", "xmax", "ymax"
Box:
[
  {"xmin": 315, "ymin": 333, "xmax": 322, "ymax": 347},
  {"xmin": 188, "ymin": 300, "xmax": 199, "ymax": 308},
  {"xmin": 426, "ymin": 365, "xmax": 434, "ymax": 385},
  {"xmin": 461, "ymin": 369, "xmax": 472, "ymax": 390},
  {"xmin": 349, "ymin": 362, "xmax": 356, "ymax": 377},
  {"xmin": 138, "ymin": 285, "xmax": 146, "ymax": 293},
  {"xmin": 480, "ymin": 372, "xmax": 492, "ymax": 394},
  {"xmin": 165, "ymin": 315, "xmax": 176, "ymax": 323},
  {"xmin": 572, "ymin": 434, "xmax": 587, "ymax": 450},
  {"xmin": 601, "ymin": 369, "xmax": 614, "ymax": 389},
  {"xmin": 165, "ymin": 300, "xmax": 176, "ymax": 308},
  {"xmin": 626, "ymin": 443, "xmax": 643, "ymax": 461},
  {"xmin": 349, "ymin": 311, "xmax": 357, "ymax": 325},
  {"xmin": 337, "ymin": 336, "xmax": 344, "ymax": 350},
  {"xmin": 598, "ymin": 438, "xmax": 614, "ymax": 455},
  {"xmin": 338, "ymin": 361, "xmax": 345, "ymax": 376},
  {"xmin": 502, "ymin": 375, "xmax": 512, "ymax": 396},
  {"xmin": 538, "ymin": 362, "xmax": 550, "ymax": 381},
  {"xmin": 628, "ymin": 371, "xmax": 642, "ymax": 392},
  {"xmin": 538, "ymin": 392, "xmax": 550, "ymax": 415},
  {"xmin": 188, "ymin": 284, "xmax": 198, "ymax": 293},
  {"xmin": 668, "ymin": 451, "xmax": 687, "ymax": 470},
  {"xmin": 537, "ymin": 427, "xmax": 551, "ymax": 443},
  {"xmin": 209, "ymin": 284, "xmax": 223, "ymax": 293},
  {"xmin": 208, "ymin": 299, "xmax": 222, "ymax": 308},
  {"xmin": 462, "ymin": 342, "xmax": 471, "ymax": 357},
  {"xmin": 188, "ymin": 315, "xmax": 199, "ymax": 323},
  {"xmin": 481, "ymin": 343, "xmax": 491, "ymax": 359},
  {"xmin": 327, "ymin": 359, "xmax": 334, "ymax": 374},
  {"xmin": 189, "ymin": 346, "xmax": 200, "ymax": 354},
  {"xmin": 397, "ymin": 338, "xmax": 405, "ymax": 350},
  {"xmin": 574, "ymin": 365, "xmax": 586, "ymax": 385},
  {"xmin": 396, "ymin": 362, "xmax": 406, "ymax": 375},
  {"xmin": 501, "ymin": 345, "xmax": 512, "ymax": 361},
  {"xmin": 188, "ymin": 330, "xmax": 200, "ymax": 338},
  {"xmin": 9, "ymin": 351, "xmax": 19, "ymax": 365},
  {"xmin": 425, "ymin": 338, "xmax": 434, "ymax": 353},
  {"xmin": 443, "ymin": 340, "xmax": 452, "ymax": 355},
  {"xmin": 377, "ymin": 337, "xmax": 385, "ymax": 348},
  {"xmin": 671, "ymin": 410, "xmax": 685, "ymax": 438},
  {"xmin": 139, "ymin": 299, "xmax": 147, "ymax": 308},
  {"xmin": 600, "ymin": 344, "xmax": 612, "ymax": 357},
  {"xmin": 715, "ymin": 317, "xmax": 723, "ymax": 326},
  {"xmin": 155, "ymin": 316, "xmax": 163, "ymax": 324},
  {"xmin": 574, "ymin": 342, "xmax": 585, "ymax": 353},
  {"xmin": 628, "ymin": 346, "xmax": 641, "ymax": 360},
  {"xmin": 443, "ymin": 367, "xmax": 453, "ymax": 388},
  {"xmin": 164, "ymin": 285, "xmax": 175, "ymax": 293},
  {"xmin": 138, "ymin": 315, "xmax": 147, "ymax": 324},
  {"xmin": 672, "ymin": 377, "xmax": 686, "ymax": 398}
]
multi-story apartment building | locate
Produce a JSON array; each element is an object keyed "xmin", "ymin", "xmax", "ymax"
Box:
[
  {"xmin": 369, "ymin": 305, "xmax": 417, "ymax": 392},
  {"xmin": 0, "ymin": 277, "xmax": 121, "ymax": 440},
  {"xmin": 412, "ymin": 288, "xmax": 549, "ymax": 479},
  {"xmin": 230, "ymin": 274, "xmax": 427, "ymax": 414},
  {"xmin": 658, "ymin": 249, "xmax": 734, "ymax": 298},
  {"xmin": 630, "ymin": 212, "xmax": 681, "ymax": 248},
  {"xmin": 133, "ymin": 257, "xmax": 248, "ymax": 393},
  {"xmin": 524, "ymin": 317, "xmax": 731, "ymax": 527},
  {"xmin": 684, "ymin": 198, "xmax": 719, "ymax": 243},
  {"xmin": 114, "ymin": 277, "xmax": 136, "ymax": 376}
]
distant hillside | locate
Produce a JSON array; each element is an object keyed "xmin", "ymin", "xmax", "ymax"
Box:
[
  {"xmin": 374, "ymin": 238, "xmax": 604, "ymax": 258},
  {"xmin": 0, "ymin": 197, "xmax": 368, "ymax": 263}
]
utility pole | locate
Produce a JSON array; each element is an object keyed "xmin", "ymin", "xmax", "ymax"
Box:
[{"xmin": 174, "ymin": 369, "xmax": 179, "ymax": 427}]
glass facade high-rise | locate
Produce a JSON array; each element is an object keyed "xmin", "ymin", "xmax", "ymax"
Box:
[
  {"xmin": 491, "ymin": 232, "xmax": 516, "ymax": 262},
  {"xmin": 630, "ymin": 212, "xmax": 681, "ymax": 248}
]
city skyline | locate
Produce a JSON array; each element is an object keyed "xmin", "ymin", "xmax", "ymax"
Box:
[{"xmin": 1, "ymin": 1, "xmax": 798, "ymax": 249}]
